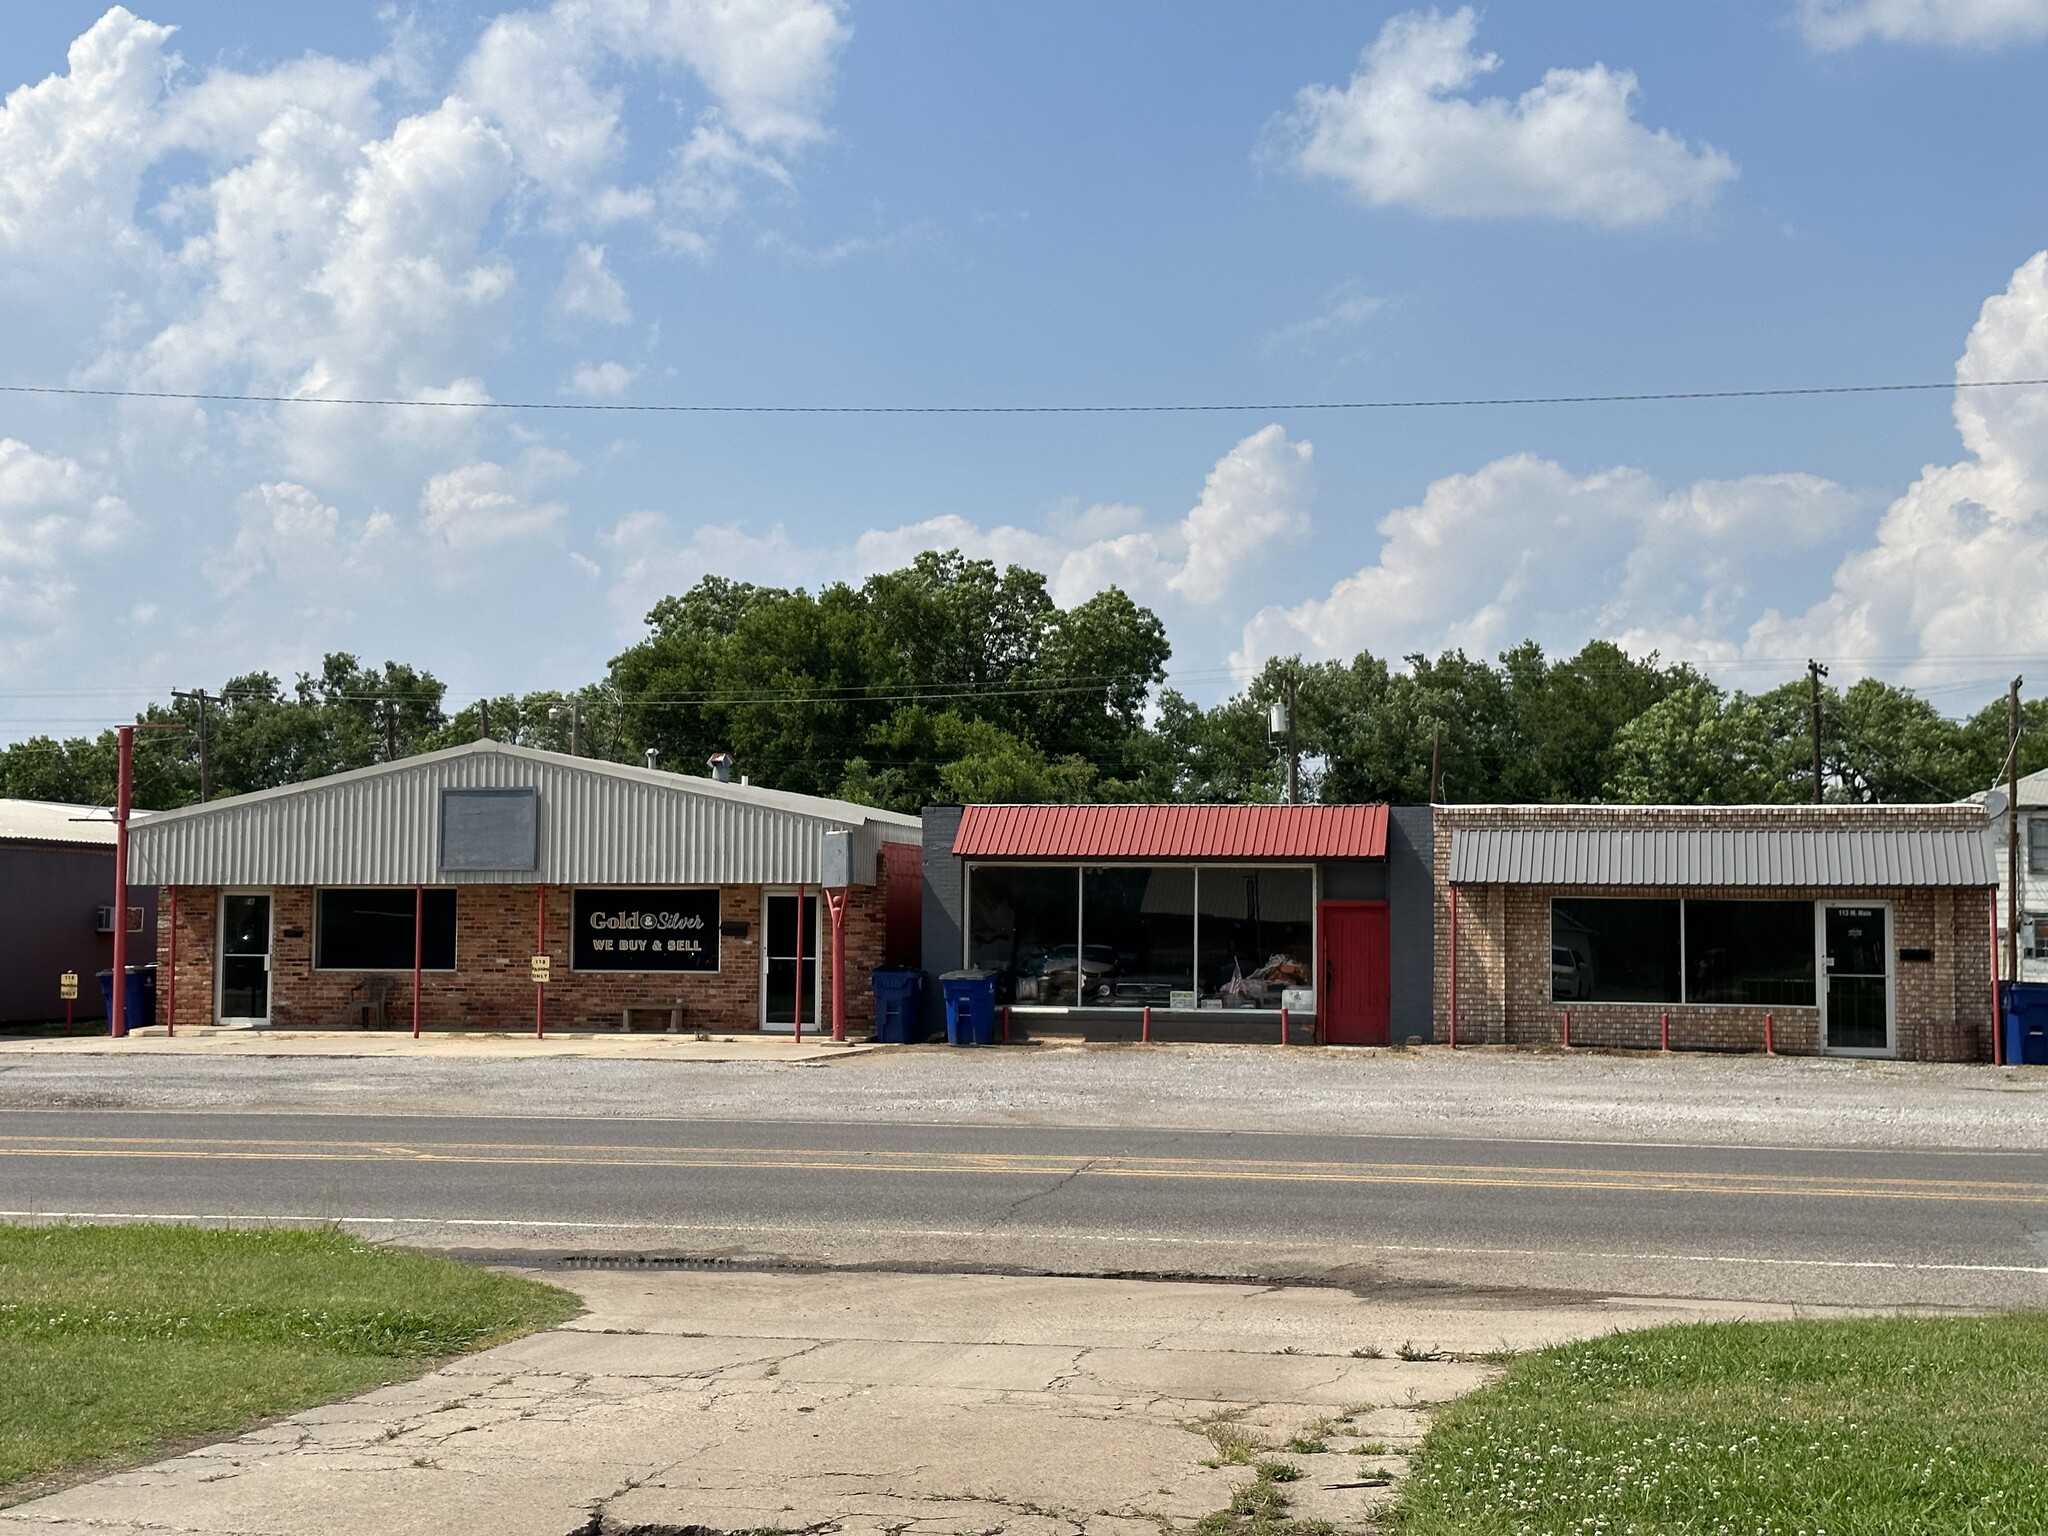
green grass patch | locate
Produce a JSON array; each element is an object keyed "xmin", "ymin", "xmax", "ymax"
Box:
[
  {"xmin": 0, "ymin": 1223, "xmax": 578, "ymax": 1499},
  {"xmin": 1388, "ymin": 1313, "xmax": 2048, "ymax": 1535}
]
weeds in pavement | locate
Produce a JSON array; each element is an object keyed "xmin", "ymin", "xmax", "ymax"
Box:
[
  {"xmin": 1193, "ymin": 1460, "xmax": 1334, "ymax": 1536},
  {"xmin": 1187, "ymin": 1409, "xmax": 1265, "ymax": 1467},
  {"xmin": 1349, "ymin": 1345, "xmax": 1383, "ymax": 1359}
]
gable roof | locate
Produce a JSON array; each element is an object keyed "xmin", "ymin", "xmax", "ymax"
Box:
[{"xmin": 0, "ymin": 799, "xmax": 118, "ymax": 848}]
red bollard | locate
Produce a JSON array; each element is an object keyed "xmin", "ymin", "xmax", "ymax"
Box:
[
  {"xmin": 1001, "ymin": 1004, "xmax": 1011, "ymax": 1044},
  {"xmin": 1764, "ymin": 1011, "xmax": 1775, "ymax": 1056},
  {"xmin": 1141, "ymin": 1005, "xmax": 1152, "ymax": 1044},
  {"xmin": 1562, "ymin": 1009, "xmax": 1572, "ymax": 1049},
  {"xmin": 1280, "ymin": 1006, "xmax": 1291, "ymax": 1047},
  {"xmin": 1661, "ymin": 1011, "xmax": 1669, "ymax": 1053}
]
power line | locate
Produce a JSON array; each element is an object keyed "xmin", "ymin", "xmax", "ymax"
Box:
[{"xmin": 3, "ymin": 377, "xmax": 2047, "ymax": 415}]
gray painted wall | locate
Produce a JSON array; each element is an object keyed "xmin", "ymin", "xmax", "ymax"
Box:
[
  {"xmin": 920, "ymin": 806, "xmax": 965, "ymax": 1038},
  {"xmin": 1388, "ymin": 805, "xmax": 1435, "ymax": 1042}
]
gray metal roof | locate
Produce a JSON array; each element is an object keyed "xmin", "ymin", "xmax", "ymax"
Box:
[
  {"xmin": 0, "ymin": 799, "xmax": 117, "ymax": 847},
  {"xmin": 129, "ymin": 742, "xmax": 919, "ymax": 888},
  {"xmin": 1449, "ymin": 824, "xmax": 1997, "ymax": 888}
]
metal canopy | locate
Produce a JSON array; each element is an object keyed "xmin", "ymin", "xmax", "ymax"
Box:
[{"xmin": 1449, "ymin": 824, "xmax": 1997, "ymax": 888}]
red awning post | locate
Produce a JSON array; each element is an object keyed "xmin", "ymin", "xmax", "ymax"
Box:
[
  {"xmin": 110, "ymin": 725, "xmax": 133, "ymax": 1038},
  {"xmin": 412, "ymin": 884, "xmax": 423, "ymax": 1039},
  {"xmin": 825, "ymin": 887, "xmax": 848, "ymax": 1042},
  {"xmin": 1280, "ymin": 1006, "xmax": 1290, "ymax": 1047},
  {"xmin": 1764, "ymin": 1011, "xmax": 1775, "ymax": 1057},
  {"xmin": 535, "ymin": 886, "xmax": 546, "ymax": 1039},
  {"xmin": 1562, "ymin": 1008, "xmax": 1572, "ymax": 1050},
  {"xmin": 165, "ymin": 888, "xmax": 177, "ymax": 1037},
  {"xmin": 1001, "ymin": 1004, "xmax": 1011, "ymax": 1044},
  {"xmin": 1141, "ymin": 1004, "xmax": 1152, "ymax": 1044},
  {"xmin": 1446, "ymin": 884, "xmax": 1459, "ymax": 1050},
  {"xmin": 793, "ymin": 883, "xmax": 805, "ymax": 1045},
  {"xmin": 1660, "ymin": 1010, "xmax": 1669, "ymax": 1053},
  {"xmin": 1991, "ymin": 901, "xmax": 2005, "ymax": 1066}
]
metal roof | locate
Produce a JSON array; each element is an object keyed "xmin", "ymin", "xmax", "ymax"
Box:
[
  {"xmin": 0, "ymin": 799, "xmax": 118, "ymax": 847},
  {"xmin": 129, "ymin": 742, "xmax": 919, "ymax": 888},
  {"xmin": 952, "ymin": 803, "xmax": 1388, "ymax": 861},
  {"xmin": 1449, "ymin": 825, "xmax": 1997, "ymax": 888}
]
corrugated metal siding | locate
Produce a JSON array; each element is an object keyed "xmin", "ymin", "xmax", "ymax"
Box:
[
  {"xmin": 951, "ymin": 804, "xmax": 1388, "ymax": 860},
  {"xmin": 129, "ymin": 743, "xmax": 919, "ymax": 887},
  {"xmin": 1449, "ymin": 826, "xmax": 1998, "ymax": 887}
]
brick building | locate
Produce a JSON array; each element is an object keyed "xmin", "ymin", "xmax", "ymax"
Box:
[
  {"xmin": 129, "ymin": 742, "xmax": 920, "ymax": 1036},
  {"xmin": 1434, "ymin": 803, "xmax": 1999, "ymax": 1061}
]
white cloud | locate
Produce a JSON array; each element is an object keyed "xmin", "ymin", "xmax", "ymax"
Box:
[
  {"xmin": 1168, "ymin": 426, "xmax": 1315, "ymax": 603},
  {"xmin": 0, "ymin": 439, "xmax": 133, "ymax": 659},
  {"xmin": 1271, "ymin": 7, "xmax": 1736, "ymax": 226},
  {"xmin": 1797, "ymin": 0, "xmax": 2048, "ymax": 48},
  {"xmin": 557, "ymin": 242, "xmax": 632, "ymax": 323},
  {"xmin": 419, "ymin": 455, "xmax": 571, "ymax": 549},
  {"xmin": 1264, "ymin": 284, "xmax": 1386, "ymax": 354},
  {"xmin": 204, "ymin": 480, "xmax": 346, "ymax": 595},
  {"xmin": 565, "ymin": 360, "xmax": 639, "ymax": 396}
]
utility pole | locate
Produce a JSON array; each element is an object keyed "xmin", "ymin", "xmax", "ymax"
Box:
[
  {"xmin": 2009, "ymin": 675, "xmax": 2024, "ymax": 984},
  {"xmin": 549, "ymin": 698, "xmax": 584, "ymax": 757},
  {"xmin": 171, "ymin": 688, "xmax": 211, "ymax": 802},
  {"xmin": 1807, "ymin": 660, "xmax": 1830, "ymax": 805},
  {"xmin": 1430, "ymin": 723, "xmax": 1443, "ymax": 806},
  {"xmin": 478, "ymin": 699, "xmax": 491, "ymax": 741},
  {"xmin": 382, "ymin": 697, "xmax": 398, "ymax": 762}
]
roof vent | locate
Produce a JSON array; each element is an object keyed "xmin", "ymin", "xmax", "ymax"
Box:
[
  {"xmin": 708, "ymin": 752, "xmax": 736, "ymax": 784},
  {"xmin": 644, "ymin": 748, "xmax": 660, "ymax": 771}
]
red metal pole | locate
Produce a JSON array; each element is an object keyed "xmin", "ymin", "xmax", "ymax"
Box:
[
  {"xmin": 1446, "ymin": 884, "xmax": 1459, "ymax": 1050},
  {"xmin": 1660, "ymin": 1010, "xmax": 1669, "ymax": 1053},
  {"xmin": 793, "ymin": 883, "xmax": 805, "ymax": 1044},
  {"xmin": 1001, "ymin": 1003, "xmax": 1011, "ymax": 1044},
  {"xmin": 1280, "ymin": 1005, "xmax": 1290, "ymax": 1047},
  {"xmin": 827, "ymin": 888, "xmax": 847, "ymax": 1043},
  {"xmin": 412, "ymin": 884, "xmax": 423, "ymax": 1038},
  {"xmin": 1562, "ymin": 1008, "xmax": 1571, "ymax": 1050},
  {"xmin": 1141, "ymin": 1004, "xmax": 1151, "ymax": 1044},
  {"xmin": 165, "ymin": 888, "xmax": 177, "ymax": 1037},
  {"xmin": 65, "ymin": 998, "xmax": 73, "ymax": 1036},
  {"xmin": 110, "ymin": 725, "xmax": 133, "ymax": 1038},
  {"xmin": 535, "ymin": 885, "xmax": 546, "ymax": 1039},
  {"xmin": 1992, "ymin": 900, "xmax": 2006, "ymax": 1066},
  {"xmin": 1765, "ymin": 1011, "xmax": 1775, "ymax": 1056}
]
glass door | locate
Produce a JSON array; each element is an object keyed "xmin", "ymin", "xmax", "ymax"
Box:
[
  {"xmin": 219, "ymin": 893, "xmax": 273, "ymax": 1024},
  {"xmin": 761, "ymin": 891, "xmax": 820, "ymax": 1032},
  {"xmin": 1822, "ymin": 904, "xmax": 1891, "ymax": 1055}
]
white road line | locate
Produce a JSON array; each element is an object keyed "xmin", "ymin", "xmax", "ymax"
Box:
[{"xmin": 4, "ymin": 1209, "xmax": 2045, "ymax": 1277}]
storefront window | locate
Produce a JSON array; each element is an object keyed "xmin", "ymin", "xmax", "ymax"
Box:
[
  {"xmin": 1684, "ymin": 900, "xmax": 1816, "ymax": 1006},
  {"xmin": 969, "ymin": 866, "xmax": 1081, "ymax": 1005},
  {"xmin": 1081, "ymin": 867, "xmax": 1195, "ymax": 1008},
  {"xmin": 1551, "ymin": 898, "xmax": 1680, "ymax": 1003},
  {"xmin": 315, "ymin": 888, "xmax": 456, "ymax": 970},
  {"xmin": 1198, "ymin": 867, "xmax": 1314, "ymax": 1007}
]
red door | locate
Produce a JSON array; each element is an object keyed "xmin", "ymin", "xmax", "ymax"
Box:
[{"xmin": 1319, "ymin": 901, "xmax": 1390, "ymax": 1045}]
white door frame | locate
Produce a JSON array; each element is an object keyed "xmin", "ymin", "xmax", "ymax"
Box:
[
  {"xmin": 216, "ymin": 889, "xmax": 274, "ymax": 1026},
  {"xmin": 1816, "ymin": 899, "xmax": 1896, "ymax": 1058},
  {"xmin": 759, "ymin": 886, "xmax": 824, "ymax": 1033}
]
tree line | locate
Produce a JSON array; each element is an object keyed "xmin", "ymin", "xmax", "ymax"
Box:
[{"xmin": 2, "ymin": 551, "xmax": 2039, "ymax": 812}]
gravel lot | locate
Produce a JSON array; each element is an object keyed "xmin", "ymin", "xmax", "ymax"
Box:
[{"xmin": 1, "ymin": 1043, "xmax": 2043, "ymax": 1150}]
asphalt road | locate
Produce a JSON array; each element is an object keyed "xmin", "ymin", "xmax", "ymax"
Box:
[{"xmin": 6, "ymin": 1109, "xmax": 2046, "ymax": 1310}]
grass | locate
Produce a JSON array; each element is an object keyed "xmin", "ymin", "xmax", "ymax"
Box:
[
  {"xmin": 1193, "ymin": 1460, "xmax": 1331, "ymax": 1536},
  {"xmin": 1388, "ymin": 1314, "xmax": 2048, "ymax": 1535},
  {"xmin": 0, "ymin": 1223, "xmax": 579, "ymax": 1500}
]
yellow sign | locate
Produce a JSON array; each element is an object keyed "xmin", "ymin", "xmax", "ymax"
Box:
[
  {"xmin": 530, "ymin": 954, "xmax": 551, "ymax": 984},
  {"xmin": 58, "ymin": 972, "xmax": 78, "ymax": 1001}
]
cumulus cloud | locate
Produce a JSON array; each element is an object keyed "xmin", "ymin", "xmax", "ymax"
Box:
[
  {"xmin": 565, "ymin": 360, "xmax": 639, "ymax": 396},
  {"xmin": 1797, "ymin": 0, "xmax": 2048, "ymax": 48},
  {"xmin": 419, "ymin": 454, "xmax": 573, "ymax": 549},
  {"xmin": 1270, "ymin": 7, "xmax": 1736, "ymax": 225},
  {"xmin": 557, "ymin": 243, "xmax": 632, "ymax": 323},
  {"xmin": 0, "ymin": 439, "xmax": 133, "ymax": 657},
  {"xmin": 205, "ymin": 481, "xmax": 348, "ymax": 595}
]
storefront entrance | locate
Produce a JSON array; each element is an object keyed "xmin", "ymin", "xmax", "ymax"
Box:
[
  {"xmin": 218, "ymin": 891, "xmax": 272, "ymax": 1025},
  {"xmin": 1821, "ymin": 903, "xmax": 1893, "ymax": 1056},
  {"xmin": 1318, "ymin": 900, "xmax": 1390, "ymax": 1045},
  {"xmin": 761, "ymin": 889, "xmax": 821, "ymax": 1032}
]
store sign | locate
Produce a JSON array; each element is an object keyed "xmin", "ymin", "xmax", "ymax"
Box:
[
  {"xmin": 530, "ymin": 954, "xmax": 551, "ymax": 984},
  {"xmin": 58, "ymin": 972, "xmax": 78, "ymax": 1001},
  {"xmin": 572, "ymin": 889, "xmax": 720, "ymax": 973}
]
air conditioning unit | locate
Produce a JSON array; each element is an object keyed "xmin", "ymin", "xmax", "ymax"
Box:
[{"xmin": 94, "ymin": 906, "xmax": 144, "ymax": 934}]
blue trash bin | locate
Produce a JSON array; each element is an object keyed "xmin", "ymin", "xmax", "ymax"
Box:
[
  {"xmin": 940, "ymin": 969, "xmax": 998, "ymax": 1047},
  {"xmin": 871, "ymin": 967, "xmax": 926, "ymax": 1044},
  {"xmin": 2004, "ymin": 982, "xmax": 2048, "ymax": 1066},
  {"xmin": 96, "ymin": 966, "xmax": 155, "ymax": 1034}
]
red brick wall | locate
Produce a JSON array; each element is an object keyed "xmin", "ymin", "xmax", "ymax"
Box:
[
  {"xmin": 154, "ymin": 869, "xmax": 897, "ymax": 1035},
  {"xmin": 1433, "ymin": 804, "xmax": 1997, "ymax": 1062}
]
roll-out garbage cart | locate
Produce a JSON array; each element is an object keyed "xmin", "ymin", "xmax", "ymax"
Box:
[
  {"xmin": 940, "ymin": 969, "xmax": 998, "ymax": 1047},
  {"xmin": 871, "ymin": 967, "xmax": 926, "ymax": 1044},
  {"xmin": 2004, "ymin": 982, "xmax": 2048, "ymax": 1066},
  {"xmin": 96, "ymin": 965, "xmax": 157, "ymax": 1034}
]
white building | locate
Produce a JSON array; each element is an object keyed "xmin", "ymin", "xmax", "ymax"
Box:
[{"xmin": 1974, "ymin": 766, "xmax": 2048, "ymax": 982}]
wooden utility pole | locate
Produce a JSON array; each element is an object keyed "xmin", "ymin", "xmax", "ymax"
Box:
[
  {"xmin": 1807, "ymin": 660, "xmax": 1830, "ymax": 804},
  {"xmin": 2009, "ymin": 675, "xmax": 2025, "ymax": 983},
  {"xmin": 478, "ymin": 699, "xmax": 491, "ymax": 741},
  {"xmin": 1284, "ymin": 668, "xmax": 1301, "ymax": 806},
  {"xmin": 1430, "ymin": 723, "xmax": 1443, "ymax": 806},
  {"xmin": 171, "ymin": 688, "xmax": 211, "ymax": 802},
  {"xmin": 382, "ymin": 697, "xmax": 398, "ymax": 761}
]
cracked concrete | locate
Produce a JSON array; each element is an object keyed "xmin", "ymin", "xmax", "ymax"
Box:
[{"xmin": 0, "ymin": 1269, "xmax": 1870, "ymax": 1536}]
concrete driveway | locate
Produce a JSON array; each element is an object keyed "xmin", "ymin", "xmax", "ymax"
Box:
[{"xmin": 0, "ymin": 1269, "xmax": 1866, "ymax": 1536}]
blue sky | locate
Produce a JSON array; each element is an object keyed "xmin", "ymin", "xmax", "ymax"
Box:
[{"xmin": 3, "ymin": 0, "xmax": 2047, "ymax": 741}]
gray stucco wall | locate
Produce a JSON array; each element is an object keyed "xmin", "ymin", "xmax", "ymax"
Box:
[
  {"xmin": 920, "ymin": 806, "xmax": 965, "ymax": 1038},
  {"xmin": 1388, "ymin": 805, "xmax": 1435, "ymax": 1042}
]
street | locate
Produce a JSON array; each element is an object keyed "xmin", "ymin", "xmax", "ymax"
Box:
[{"xmin": 6, "ymin": 1106, "xmax": 2046, "ymax": 1309}]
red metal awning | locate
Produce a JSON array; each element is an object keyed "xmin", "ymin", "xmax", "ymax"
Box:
[{"xmin": 951, "ymin": 804, "xmax": 1388, "ymax": 861}]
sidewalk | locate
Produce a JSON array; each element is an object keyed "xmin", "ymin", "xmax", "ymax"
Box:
[
  {"xmin": 0, "ymin": 1268, "xmax": 1856, "ymax": 1536},
  {"xmin": 0, "ymin": 1026, "xmax": 876, "ymax": 1064}
]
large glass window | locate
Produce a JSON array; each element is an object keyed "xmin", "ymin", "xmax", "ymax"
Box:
[
  {"xmin": 1685, "ymin": 900, "xmax": 1816, "ymax": 1006},
  {"xmin": 1082, "ymin": 867, "xmax": 1195, "ymax": 1008},
  {"xmin": 1197, "ymin": 867, "xmax": 1314, "ymax": 1007},
  {"xmin": 316, "ymin": 888, "xmax": 456, "ymax": 971},
  {"xmin": 2030, "ymin": 817, "xmax": 2048, "ymax": 875},
  {"xmin": 968, "ymin": 866, "xmax": 1082, "ymax": 1005},
  {"xmin": 1551, "ymin": 899, "xmax": 1680, "ymax": 1003}
]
